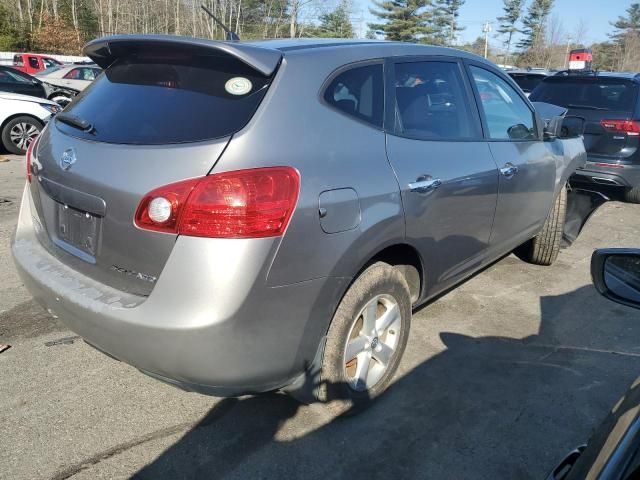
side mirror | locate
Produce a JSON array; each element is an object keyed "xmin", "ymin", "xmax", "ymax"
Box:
[
  {"xmin": 544, "ymin": 115, "xmax": 585, "ymax": 140},
  {"xmin": 591, "ymin": 249, "xmax": 640, "ymax": 310}
]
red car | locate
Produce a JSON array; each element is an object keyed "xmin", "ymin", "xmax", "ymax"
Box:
[{"xmin": 13, "ymin": 53, "xmax": 62, "ymax": 75}]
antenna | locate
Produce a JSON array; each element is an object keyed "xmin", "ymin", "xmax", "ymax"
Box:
[{"xmin": 201, "ymin": 4, "xmax": 240, "ymax": 41}]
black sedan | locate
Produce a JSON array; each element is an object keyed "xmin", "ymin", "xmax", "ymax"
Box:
[{"xmin": 0, "ymin": 65, "xmax": 46, "ymax": 98}]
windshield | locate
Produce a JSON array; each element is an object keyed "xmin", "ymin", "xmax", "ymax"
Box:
[
  {"xmin": 530, "ymin": 78, "xmax": 638, "ymax": 113},
  {"xmin": 36, "ymin": 65, "xmax": 65, "ymax": 77},
  {"xmin": 56, "ymin": 50, "xmax": 273, "ymax": 145}
]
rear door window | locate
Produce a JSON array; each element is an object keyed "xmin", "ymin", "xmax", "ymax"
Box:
[
  {"xmin": 530, "ymin": 78, "xmax": 638, "ymax": 113},
  {"xmin": 28, "ymin": 57, "xmax": 39, "ymax": 69},
  {"xmin": 393, "ymin": 60, "xmax": 479, "ymax": 139},
  {"xmin": 57, "ymin": 48, "xmax": 273, "ymax": 145},
  {"xmin": 470, "ymin": 66, "xmax": 537, "ymax": 141},
  {"xmin": 323, "ymin": 63, "xmax": 384, "ymax": 128}
]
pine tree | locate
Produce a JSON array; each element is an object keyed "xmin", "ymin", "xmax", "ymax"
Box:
[
  {"xmin": 610, "ymin": 3, "xmax": 640, "ymax": 42},
  {"xmin": 517, "ymin": 0, "xmax": 554, "ymax": 50},
  {"xmin": 369, "ymin": 0, "xmax": 436, "ymax": 43},
  {"xmin": 318, "ymin": 0, "xmax": 354, "ymax": 38},
  {"xmin": 497, "ymin": 0, "xmax": 524, "ymax": 57},
  {"xmin": 433, "ymin": 0, "xmax": 465, "ymax": 46}
]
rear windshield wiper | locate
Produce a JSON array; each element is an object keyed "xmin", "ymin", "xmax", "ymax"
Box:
[
  {"xmin": 567, "ymin": 104, "xmax": 609, "ymax": 111},
  {"xmin": 56, "ymin": 113, "xmax": 95, "ymax": 133}
]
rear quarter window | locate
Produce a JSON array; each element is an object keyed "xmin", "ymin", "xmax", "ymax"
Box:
[
  {"xmin": 56, "ymin": 49, "xmax": 273, "ymax": 145},
  {"xmin": 13, "ymin": 55, "xmax": 23, "ymax": 67},
  {"xmin": 323, "ymin": 63, "xmax": 384, "ymax": 128}
]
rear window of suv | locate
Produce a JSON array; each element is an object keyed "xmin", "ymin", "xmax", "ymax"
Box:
[
  {"xmin": 56, "ymin": 49, "xmax": 273, "ymax": 144},
  {"xmin": 530, "ymin": 77, "xmax": 639, "ymax": 114}
]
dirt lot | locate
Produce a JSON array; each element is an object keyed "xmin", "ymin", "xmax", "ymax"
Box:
[{"xmin": 1, "ymin": 151, "xmax": 640, "ymax": 480}]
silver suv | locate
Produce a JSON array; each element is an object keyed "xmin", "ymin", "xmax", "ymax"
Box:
[{"xmin": 12, "ymin": 35, "xmax": 589, "ymax": 410}]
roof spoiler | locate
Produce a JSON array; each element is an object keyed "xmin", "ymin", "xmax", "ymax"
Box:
[{"xmin": 83, "ymin": 35, "xmax": 282, "ymax": 76}]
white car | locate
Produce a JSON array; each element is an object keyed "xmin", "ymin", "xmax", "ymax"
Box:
[
  {"xmin": 0, "ymin": 92, "xmax": 60, "ymax": 154},
  {"xmin": 36, "ymin": 64, "xmax": 101, "ymax": 106}
]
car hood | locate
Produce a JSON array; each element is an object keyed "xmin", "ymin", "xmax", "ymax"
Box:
[{"xmin": 0, "ymin": 92, "xmax": 57, "ymax": 106}]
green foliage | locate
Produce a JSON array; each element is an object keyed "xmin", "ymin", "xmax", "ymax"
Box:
[
  {"xmin": 517, "ymin": 0, "xmax": 554, "ymax": 50},
  {"xmin": 369, "ymin": 0, "xmax": 437, "ymax": 43},
  {"xmin": 591, "ymin": 41, "xmax": 620, "ymax": 71},
  {"xmin": 458, "ymin": 36, "xmax": 486, "ymax": 57},
  {"xmin": 432, "ymin": 0, "xmax": 465, "ymax": 46},
  {"xmin": 496, "ymin": 0, "xmax": 524, "ymax": 53},
  {"xmin": 611, "ymin": 3, "xmax": 640, "ymax": 41},
  {"xmin": 318, "ymin": 0, "xmax": 354, "ymax": 38}
]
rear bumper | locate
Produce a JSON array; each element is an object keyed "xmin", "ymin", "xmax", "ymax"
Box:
[
  {"xmin": 12, "ymin": 185, "xmax": 346, "ymax": 396},
  {"xmin": 572, "ymin": 159, "xmax": 640, "ymax": 188}
]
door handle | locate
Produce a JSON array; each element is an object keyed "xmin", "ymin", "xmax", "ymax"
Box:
[
  {"xmin": 500, "ymin": 163, "xmax": 519, "ymax": 179},
  {"xmin": 408, "ymin": 176, "xmax": 442, "ymax": 194}
]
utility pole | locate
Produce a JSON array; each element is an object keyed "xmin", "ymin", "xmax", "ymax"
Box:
[
  {"xmin": 483, "ymin": 21, "xmax": 492, "ymax": 59},
  {"xmin": 564, "ymin": 35, "xmax": 573, "ymax": 69}
]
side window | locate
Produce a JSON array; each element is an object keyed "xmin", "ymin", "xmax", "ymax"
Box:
[
  {"xmin": 63, "ymin": 68, "xmax": 81, "ymax": 80},
  {"xmin": 394, "ymin": 61, "xmax": 479, "ymax": 139},
  {"xmin": 42, "ymin": 58, "xmax": 57, "ymax": 69},
  {"xmin": 470, "ymin": 66, "xmax": 536, "ymax": 140},
  {"xmin": 13, "ymin": 55, "xmax": 24, "ymax": 67},
  {"xmin": 0, "ymin": 70, "xmax": 16, "ymax": 83},
  {"xmin": 81, "ymin": 68, "xmax": 97, "ymax": 80},
  {"xmin": 28, "ymin": 57, "xmax": 39, "ymax": 69},
  {"xmin": 323, "ymin": 63, "xmax": 384, "ymax": 128},
  {"xmin": 5, "ymin": 70, "xmax": 30, "ymax": 83}
]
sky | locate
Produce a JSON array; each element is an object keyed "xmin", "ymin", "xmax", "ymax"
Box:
[{"xmin": 351, "ymin": 0, "xmax": 630, "ymax": 48}]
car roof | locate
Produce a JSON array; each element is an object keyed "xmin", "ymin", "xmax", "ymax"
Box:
[
  {"xmin": 551, "ymin": 70, "xmax": 640, "ymax": 82},
  {"xmin": 507, "ymin": 69, "xmax": 551, "ymax": 76},
  {"xmin": 84, "ymin": 35, "xmax": 497, "ymax": 75}
]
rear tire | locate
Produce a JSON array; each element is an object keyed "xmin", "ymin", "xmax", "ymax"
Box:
[
  {"xmin": 624, "ymin": 186, "xmax": 640, "ymax": 204},
  {"xmin": 317, "ymin": 262, "xmax": 411, "ymax": 415},
  {"xmin": 1, "ymin": 116, "xmax": 43, "ymax": 155},
  {"xmin": 517, "ymin": 186, "xmax": 567, "ymax": 266}
]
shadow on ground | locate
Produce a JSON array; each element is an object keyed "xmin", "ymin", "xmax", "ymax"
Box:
[{"xmin": 45, "ymin": 283, "xmax": 638, "ymax": 480}]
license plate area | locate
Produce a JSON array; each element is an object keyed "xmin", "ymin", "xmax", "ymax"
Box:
[{"xmin": 55, "ymin": 203, "xmax": 101, "ymax": 261}]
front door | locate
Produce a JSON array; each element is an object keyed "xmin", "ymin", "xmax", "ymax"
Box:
[
  {"xmin": 384, "ymin": 58, "xmax": 499, "ymax": 296},
  {"xmin": 466, "ymin": 63, "xmax": 556, "ymax": 252}
]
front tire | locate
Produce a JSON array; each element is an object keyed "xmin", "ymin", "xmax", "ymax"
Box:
[
  {"xmin": 318, "ymin": 262, "xmax": 411, "ymax": 414},
  {"xmin": 517, "ymin": 186, "xmax": 567, "ymax": 266},
  {"xmin": 1, "ymin": 116, "xmax": 43, "ymax": 155},
  {"xmin": 624, "ymin": 186, "xmax": 640, "ymax": 204}
]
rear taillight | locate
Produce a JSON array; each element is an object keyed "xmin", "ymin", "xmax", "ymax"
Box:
[
  {"xmin": 600, "ymin": 119, "xmax": 640, "ymax": 136},
  {"xmin": 135, "ymin": 167, "xmax": 300, "ymax": 238},
  {"xmin": 25, "ymin": 135, "xmax": 39, "ymax": 183}
]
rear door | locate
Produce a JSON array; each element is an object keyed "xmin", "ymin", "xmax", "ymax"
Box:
[
  {"xmin": 30, "ymin": 45, "xmax": 277, "ymax": 296},
  {"xmin": 384, "ymin": 57, "xmax": 499, "ymax": 294},
  {"xmin": 530, "ymin": 76, "xmax": 640, "ymax": 164},
  {"xmin": 467, "ymin": 63, "xmax": 556, "ymax": 251}
]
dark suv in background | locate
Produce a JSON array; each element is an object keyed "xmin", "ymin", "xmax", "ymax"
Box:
[{"xmin": 530, "ymin": 71, "xmax": 640, "ymax": 203}]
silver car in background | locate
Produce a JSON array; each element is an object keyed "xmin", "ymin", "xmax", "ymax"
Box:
[{"xmin": 12, "ymin": 35, "xmax": 593, "ymax": 411}]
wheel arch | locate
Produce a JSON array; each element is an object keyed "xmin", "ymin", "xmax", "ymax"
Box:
[{"xmin": 1, "ymin": 112, "xmax": 45, "ymax": 131}]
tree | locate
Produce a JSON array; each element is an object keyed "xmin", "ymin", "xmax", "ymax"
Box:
[
  {"xmin": 610, "ymin": 3, "xmax": 640, "ymax": 42},
  {"xmin": 496, "ymin": 0, "xmax": 524, "ymax": 58},
  {"xmin": 517, "ymin": 0, "xmax": 554, "ymax": 50},
  {"xmin": 607, "ymin": 3, "xmax": 640, "ymax": 71},
  {"xmin": 432, "ymin": 0, "xmax": 464, "ymax": 46},
  {"xmin": 318, "ymin": 0, "xmax": 354, "ymax": 38},
  {"xmin": 459, "ymin": 36, "xmax": 487, "ymax": 57},
  {"xmin": 369, "ymin": 0, "xmax": 437, "ymax": 43}
]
